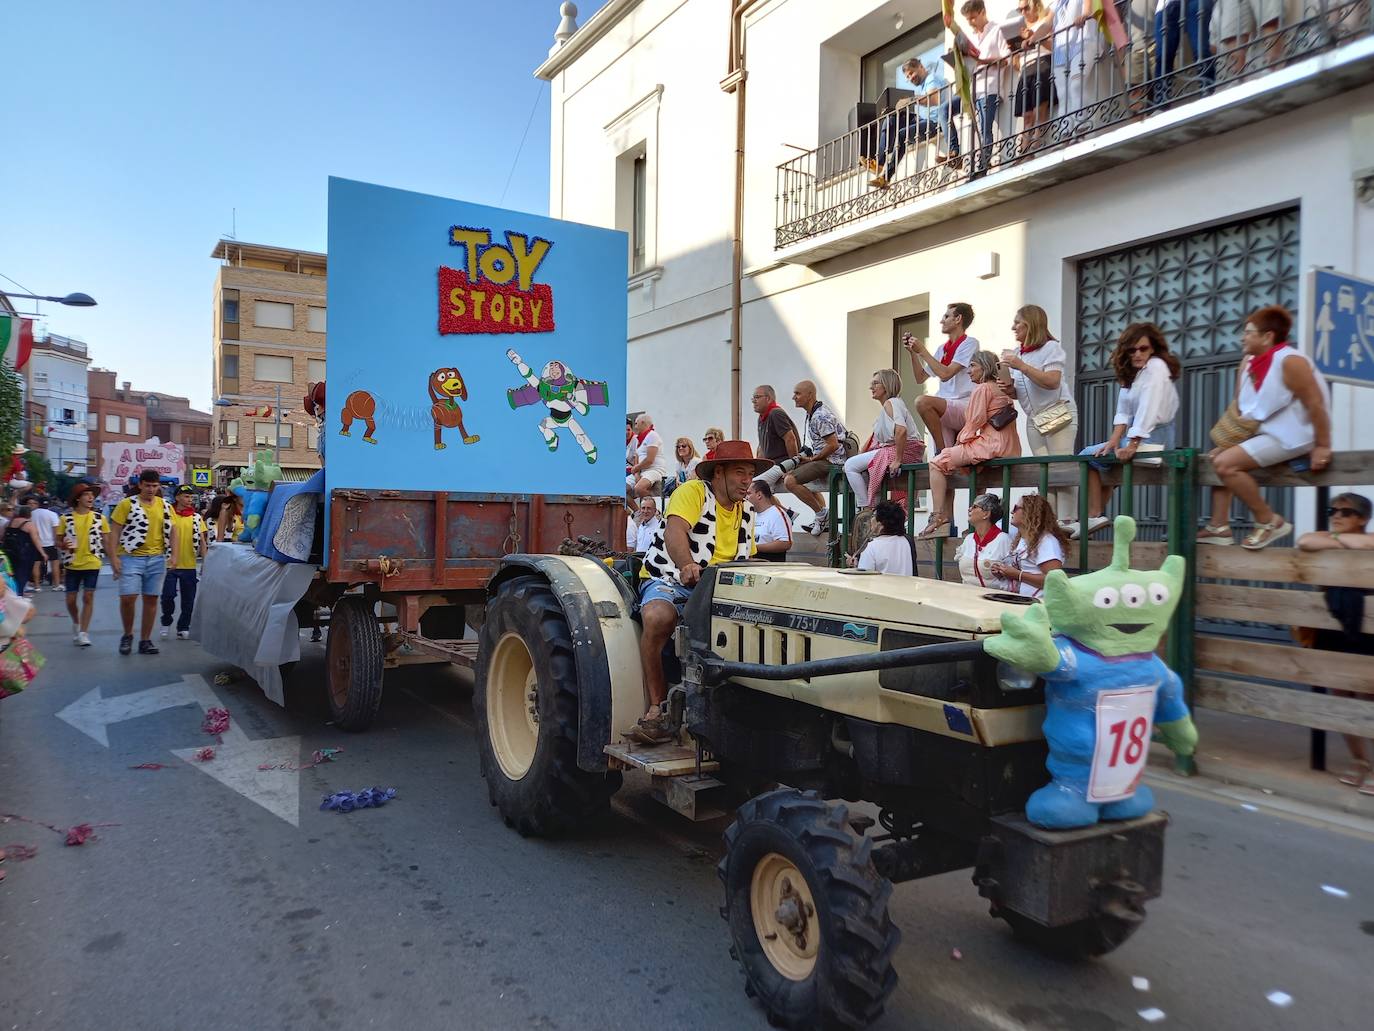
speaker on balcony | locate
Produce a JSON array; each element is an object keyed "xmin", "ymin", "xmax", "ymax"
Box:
[
  {"xmin": 849, "ymin": 101, "xmax": 879, "ymax": 161},
  {"xmin": 876, "ymin": 87, "xmax": 914, "ymax": 115}
]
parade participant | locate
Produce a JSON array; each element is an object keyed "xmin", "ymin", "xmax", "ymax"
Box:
[
  {"xmin": 110, "ymin": 469, "xmax": 174, "ymax": 655},
  {"xmin": 59, "ymin": 483, "xmax": 111, "ymax": 647},
  {"xmin": 907, "ymin": 302, "xmax": 980, "ymax": 454},
  {"xmin": 636, "ymin": 441, "xmax": 766, "ymax": 740},
  {"xmin": 161, "ymin": 485, "xmax": 207, "ymax": 640},
  {"xmin": 209, "ymin": 492, "xmax": 245, "ymax": 543}
]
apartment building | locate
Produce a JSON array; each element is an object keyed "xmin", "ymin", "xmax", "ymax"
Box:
[
  {"xmin": 536, "ymin": 0, "xmax": 1374, "ymax": 531},
  {"xmin": 86, "ymin": 368, "xmax": 148, "ymax": 475},
  {"xmin": 209, "ymin": 239, "xmax": 326, "ymax": 485},
  {"xmin": 25, "ymin": 332, "xmax": 91, "ymax": 476},
  {"xmin": 127, "ymin": 388, "xmax": 213, "ymax": 472}
]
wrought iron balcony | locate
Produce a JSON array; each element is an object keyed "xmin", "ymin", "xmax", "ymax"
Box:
[{"xmin": 775, "ymin": 2, "xmax": 1374, "ymax": 254}]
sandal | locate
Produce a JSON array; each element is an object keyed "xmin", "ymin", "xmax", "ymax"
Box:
[
  {"xmin": 1241, "ymin": 517, "xmax": 1292, "ymax": 550},
  {"xmin": 1336, "ymin": 761, "xmax": 1371, "ymax": 787},
  {"xmin": 916, "ymin": 518, "xmax": 949, "ymax": 539},
  {"xmin": 1360, "ymin": 771, "xmax": 1374, "ymax": 797}
]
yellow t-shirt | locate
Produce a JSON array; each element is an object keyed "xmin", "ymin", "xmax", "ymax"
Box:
[
  {"xmin": 170, "ymin": 512, "xmax": 199, "ymax": 570},
  {"xmin": 641, "ymin": 479, "xmax": 755, "ymax": 578},
  {"xmin": 66, "ymin": 512, "xmax": 110, "ymax": 571},
  {"xmin": 112, "ymin": 497, "xmax": 167, "ymax": 557}
]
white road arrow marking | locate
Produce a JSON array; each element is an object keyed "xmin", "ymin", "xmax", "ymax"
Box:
[
  {"xmin": 56, "ymin": 674, "xmax": 228, "ymax": 747},
  {"xmin": 172, "ymin": 736, "xmax": 303, "ymax": 827}
]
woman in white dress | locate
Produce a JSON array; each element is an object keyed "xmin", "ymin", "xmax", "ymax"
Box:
[
  {"xmin": 990, "ymin": 494, "xmax": 1069, "ymax": 598},
  {"xmin": 954, "ymin": 493, "xmax": 1015, "ymax": 591},
  {"xmin": 843, "ymin": 369, "xmax": 921, "ymax": 510}
]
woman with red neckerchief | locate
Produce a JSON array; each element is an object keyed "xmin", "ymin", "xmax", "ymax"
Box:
[
  {"xmin": 954, "ymin": 493, "xmax": 1014, "ymax": 591},
  {"xmin": 1199, "ymin": 305, "xmax": 1332, "ymax": 550}
]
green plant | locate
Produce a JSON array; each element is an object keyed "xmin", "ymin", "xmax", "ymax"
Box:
[{"xmin": 0, "ymin": 364, "xmax": 20, "ymax": 463}]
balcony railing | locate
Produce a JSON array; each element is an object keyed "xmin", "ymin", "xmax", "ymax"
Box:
[{"xmin": 775, "ymin": 1, "xmax": 1373, "ymax": 248}]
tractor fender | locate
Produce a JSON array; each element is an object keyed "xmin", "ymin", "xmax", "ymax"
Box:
[{"xmin": 487, "ymin": 555, "xmax": 644, "ymax": 772}]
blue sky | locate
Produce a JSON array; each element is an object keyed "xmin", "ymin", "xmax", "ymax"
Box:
[{"xmin": 0, "ymin": 0, "xmax": 606, "ymax": 409}]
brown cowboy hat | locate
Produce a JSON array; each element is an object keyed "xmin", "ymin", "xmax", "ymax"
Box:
[{"xmin": 695, "ymin": 439, "xmax": 774, "ymax": 480}]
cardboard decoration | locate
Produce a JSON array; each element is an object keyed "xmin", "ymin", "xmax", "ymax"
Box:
[{"xmin": 326, "ymin": 178, "xmax": 628, "ymax": 497}]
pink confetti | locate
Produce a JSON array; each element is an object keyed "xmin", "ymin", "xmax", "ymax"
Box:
[
  {"xmin": 950, "ymin": 947, "xmax": 963, "ymax": 960},
  {"xmin": 129, "ymin": 762, "xmax": 173, "ymax": 771},
  {"xmin": 4, "ymin": 844, "xmax": 38, "ymax": 861},
  {"xmin": 201, "ymin": 707, "xmax": 230, "ymax": 739},
  {"xmin": 194, "ymin": 747, "xmax": 216, "ymax": 763}
]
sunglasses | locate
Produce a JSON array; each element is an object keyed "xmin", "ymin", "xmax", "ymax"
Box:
[
  {"xmin": 1129, "ymin": 344, "xmax": 1154, "ymax": 354},
  {"xmin": 1327, "ymin": 506, "xmax": 1363, "ymax": 518}
]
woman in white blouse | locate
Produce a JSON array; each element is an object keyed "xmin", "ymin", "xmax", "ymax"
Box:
[
  {"xmin": 1069, "ymin": 324, "xmax": 1181, "ymax": 538},
  {"xmin": 999, "ymin": 305, "xmax": 1079, "ymax": 520},
  {"xmin": 954, "ymin": 493, "xmax": 1015, "ymax": 591},
  {"xmin": 844, "ymin": 368, "xmax": 921, "ymax": 509},
  {"xmin": 989, "ymin": 494, "xmax": 1068, "ymax": 598}
]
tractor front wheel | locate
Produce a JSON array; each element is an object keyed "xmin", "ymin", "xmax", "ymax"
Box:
[{"xmin": 720, "ymin": 789, "xmax": 899, "ymax": 1030}]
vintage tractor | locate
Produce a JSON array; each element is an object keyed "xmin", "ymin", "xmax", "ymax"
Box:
[{"xmin": 473, "ymin": 557, "xmax": 1169, "ymax": 1030}]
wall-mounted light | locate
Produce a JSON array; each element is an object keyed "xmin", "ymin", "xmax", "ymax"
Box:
[{"xmin": 894, "ymin": 12, "xmax": 904, "ymax": 31}]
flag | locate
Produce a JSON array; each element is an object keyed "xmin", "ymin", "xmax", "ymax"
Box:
[
  {"xmin": 0, "ymin": 314, "xmax": 34, "ymax": 370},
  {"xmin": 942, "ymin": 0, "xmax": 974, "ymax": 121},
  {"xmin": 1092, "ymin": 0, "xmax": 1128, "ymax": 50}
]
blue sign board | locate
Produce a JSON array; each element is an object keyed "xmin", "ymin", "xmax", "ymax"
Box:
[
  {"xmin": 1308, "ymin": 268, "xmax": 1374, "ymax": 387},
  {"xmin": 326, "ymin": 178, "xmax": 628, "ymax": 496}
]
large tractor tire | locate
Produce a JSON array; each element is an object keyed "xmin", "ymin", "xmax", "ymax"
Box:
[
  {"xmin": 720, "ymin": 789, "xmax": 900, "ymax": 1030},
  {"xmin": 474, "ymin": 575, "xmax": 621, "ymax": 837},
  {"xmin": 325, "ymin": 595, "xmax": 384, "ymax": 731}
]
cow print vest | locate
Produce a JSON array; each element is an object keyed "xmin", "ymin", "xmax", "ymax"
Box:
[{"xmin": 641, "ymin": 487, "xmax": 754, "ymax": 585}]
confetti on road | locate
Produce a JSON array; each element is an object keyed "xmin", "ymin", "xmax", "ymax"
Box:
[
  {"xmin": 320, "ymin": 787, "xmax": 397, "ymax": 813},
  {"xmin": 1239, "ymin": 803, "xmax": 1258, "ymax": 812},
  {"xmin": 1138, "ymin": 1008, "xmax": 1166, "ymax": 1023},
  {"xmin": 950, "ymin": 948, "xmax": 963, "ymax": 960},
  {"xmin": 129, "ymin": 762, "xmax": 173, "ymax": 771},
  {"xmin": 1132, "ymin": 976, "xmax": 1150, "ymax": 991},
  {"xmin": 258, "ymin": 747, "xmax": 343, "ymax": 772},
  {"xmin": 194, "ymin": 747, "xmax": 215, "ymax": 762},
  {"xmin": 201, "ymin": 707, "xmax": 230, "ymax": 739},
  {"xmin": 1321, "ymin": 885, "xmax": 1350, "ymax": 898},
  {"xmin": 1266, "ymin": 991, "xmax": 1293, "ymax": 1007},
  {"xmin": 4, "ymin": 844, "xmax": 38, "ymax": 861}
]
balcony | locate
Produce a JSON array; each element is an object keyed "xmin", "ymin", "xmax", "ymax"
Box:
[{"xmin": 774, "ymin": 2, "xmax": 1374, "ymax": 260}]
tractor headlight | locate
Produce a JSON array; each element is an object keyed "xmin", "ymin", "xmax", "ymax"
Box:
[{"xmin": 995, "ymin": 661, "xmax": 1038, "ymax": 693}]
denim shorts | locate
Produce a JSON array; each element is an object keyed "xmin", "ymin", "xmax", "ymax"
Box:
[
  {"xmin": 639, "ymin": 576, "xmax": 695, "ymax": 616},
  {"xmin": 1079, "ymin": 425, "xmax": 1176, "ymax": 472},
  {"xmin": 118, "ymin": 554, "xmax": 167, "ymax": 597},
  {"xmin": 65, "ymin": 569, "xmax": 100, "ymax": 592}
]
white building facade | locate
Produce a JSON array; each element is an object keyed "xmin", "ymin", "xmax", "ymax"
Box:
[
  {"xmin": 536, "ymin": 0, "xmax": 1374, "ymax": 528},
  {"xmin": 26, "ymin": 333, "xmax": 91, "ymax": 477}
]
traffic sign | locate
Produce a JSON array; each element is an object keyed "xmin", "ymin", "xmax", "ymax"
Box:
[
  {"xmin": 191, "ymin": 467, "xmax": 212, "ymax": 487},
  {"xmin": 1306, "ymin": 268, "xmax": 1374, "ymax": 387}
]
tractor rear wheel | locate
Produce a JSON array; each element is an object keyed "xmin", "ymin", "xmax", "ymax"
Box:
[
  {"xmin": 325, "ymin": 595, "xmax": 384, "ymax": 731},
  {"xmin": 720, "ymin": 789, "xmax": 899, "ymax": 1030},
  {"xmin": 474, "ymin": 576, "xmax": 620, "ymax": 837}
]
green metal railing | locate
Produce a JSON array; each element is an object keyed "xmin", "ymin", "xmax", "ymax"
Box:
[{"xmin": 826, "ymin": 449, "xmax": 1200, "ymax": 691}]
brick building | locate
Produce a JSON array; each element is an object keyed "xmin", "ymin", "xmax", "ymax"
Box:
[
  {"xmin": 209, "ymin": 239, "xmax": 326, "ymax": 484},
  {"xmin": 126, "ymin": 388, "xmax": 213, "ymax": 474}
]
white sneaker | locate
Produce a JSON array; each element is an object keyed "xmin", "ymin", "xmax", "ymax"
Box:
[
  {"xmin": 1062, "ymin": 520, "xmax": 1081, "ymax": 540},
  {"xmin": 159, "ymin": 626, "xmax": 169, "ymax": 639},
  {"xmin": 809, "ymin": 509, "xmax": 830, "ymax": 536},
  {"xmin": 177, "ymin": 630, "xmax": 190, "ymax": 640},
  {"xmin": 77, "ymin": 631, "xmax": 92, "ymax": 647},
  {"xmin": 1084, "ymin": 515, "xmax": 1111, "ymax": 536},
  {"xmin": 53, "ymin": 584, "xmax": 66, "ymax": 592},
  {"xmin": 72, "ymin": 627, "xmax": 82, "ymax": 644}
]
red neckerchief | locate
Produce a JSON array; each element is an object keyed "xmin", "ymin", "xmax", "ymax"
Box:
[
  {"xmin": 757, "ymin": 401, "xmax": 781, "ymax": 424},
  {"xmin": 634, "ymin": 424, "xmax": 654, "ymax": 446},
  {"xmin": 970, "ymin": 524, "xmax": 1003, "ymax": 588},
  {"xmin": 175, "ymin": 503, "xmax": 194, "ymax": 517},
  {"xmin": 939, "ymin": 334, "xmax": 966, "ymax": 366},
  {"xmin": 1247, "ymin": 341, "xmax": 1288, "ymax": 390}
]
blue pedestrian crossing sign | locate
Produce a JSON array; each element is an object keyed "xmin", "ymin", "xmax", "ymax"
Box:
[
  {"xmin": 1307, "ymin": 268, "xmax": 1374, "ymax": 387},
  {"xmin": 191, "ymin": 467, "xmax": 212, "ymax": 487}
]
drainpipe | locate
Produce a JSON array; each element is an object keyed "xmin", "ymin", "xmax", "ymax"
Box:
[{"xmin": 722, "ymin": 0, "xmax": 763, "ymax": 439}]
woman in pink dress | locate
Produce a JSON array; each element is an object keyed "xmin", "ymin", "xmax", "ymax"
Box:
[{"xmin": 918, "ymin": 351, "xmax": 1021, "ymax": 537}]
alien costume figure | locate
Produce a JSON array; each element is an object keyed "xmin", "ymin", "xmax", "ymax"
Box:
[
  {"xmin": 505, "ymin": 348, "xmax": 609, "ymax": 463},
  {"xmin": 986, "ymin": 516, "xmax": 1199, "ymax": 829}
]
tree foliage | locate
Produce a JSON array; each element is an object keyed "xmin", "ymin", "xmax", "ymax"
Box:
[{"xmin": 0, "ymin": 364, "xmax": 20, "ymax": 464}]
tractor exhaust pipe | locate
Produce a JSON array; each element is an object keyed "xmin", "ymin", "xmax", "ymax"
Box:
[{"xmin": 698, "ymin": 638, "xmax": 987, "ymax": 686}]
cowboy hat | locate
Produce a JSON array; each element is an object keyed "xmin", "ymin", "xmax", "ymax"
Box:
[
  {"xmin": 12, "ymin": 444, "xmax": 28, "ymax": 455},
  {"xmin": 695, "ymin": 439, "xmax": 774, "ymax": 480}
]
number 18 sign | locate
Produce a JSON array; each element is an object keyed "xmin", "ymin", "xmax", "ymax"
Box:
[{"xmin": 1087, "ymin": 687, "xmax": 1156, "ymax": 803}]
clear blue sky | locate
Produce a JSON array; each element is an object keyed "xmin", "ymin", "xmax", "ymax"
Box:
[{"xmin": 1, "ymin": 0, "xmax": 606, "ymax": 409}]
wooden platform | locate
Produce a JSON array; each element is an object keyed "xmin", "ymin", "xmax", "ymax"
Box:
[{"xmin": 604, "ymin": 740, "xmax": 719, "ymax": 777}]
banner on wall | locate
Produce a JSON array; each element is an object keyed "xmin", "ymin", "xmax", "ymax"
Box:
[
  {"xmin": 98, "ymin": 437, "xmax": 186, "ymax": 504},
  {"xmin": 325, "ymin": 178, "xmax": 628, "ymax": 497}
]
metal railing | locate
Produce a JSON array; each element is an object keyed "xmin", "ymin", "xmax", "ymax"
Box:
[{"xmin": 776, "ymin": 1, "xmax": 1372, "ymax": 247}]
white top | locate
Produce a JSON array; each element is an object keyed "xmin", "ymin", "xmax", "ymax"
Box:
[
  {"xmin": 971, "ymin": 21, "xmax": 1011, "ymax": 98},
  {"xmin": 955, "ymin": 528, "xmax": 1015, "ymax": 591},
  {"xmin": 1011, "ymin": 338, "xmax": 1074, "ymax": 415},
  {"xmin": 755, "ymin": 505, "xmax": 792, "ymax": 548},
  {"xmin": 676, "ymin": 457, "xmax": 700, "ymax": 484},
  {"xmin": 858, "ymin": 535, "xmax": 914, "ymax": 575},
  {"xmin": 1051, "ymin": 0, "xmax": 1086, "ymax": 65},
  {"xmin": 634, "ymin": 516, "xmax": 662, "ymax": 553},
  {"xmin": 1114, "ymin": 357, "xmax": 1180, "ymax": 440},
  {"xmin": 30, "ymin": 507, "xmax": 59, "ymax": 547},
  {"xmin": 934, "ymin": 335, "xmax": 980, "ymax": 401},
  {"xmin": 872, "ymin": 397, "xmax": 921, "ymax": 445},
  {"xmin": 1008, "ymin": 532, "xmax": 1064, "ymax": 598},
  {"xmin": 634, "ymin": 429, "xmax": 674, "ymax": 477},
  {"xmin": 1237, "ymin": 346, "xmax": 1329, "ymax": 454}
]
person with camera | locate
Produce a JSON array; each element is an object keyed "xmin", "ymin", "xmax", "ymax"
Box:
[
  {"xmin": 906, "ymin": 302, "xmax": 980, "ymax": 455},
  {"xmin": 780, "ymin": 380, "xmax": 851, "ymax": 537}
]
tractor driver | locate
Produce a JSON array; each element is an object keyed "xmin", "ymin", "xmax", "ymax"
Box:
[{"xmin": 634, "ymin": 440, "xmax": 773, "ymax": 742}]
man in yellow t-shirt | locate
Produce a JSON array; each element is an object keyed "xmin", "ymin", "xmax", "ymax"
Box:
[
  {"xmin": 110, "ymin": 469, "xmax": 172, "ymax": 655},
  {"xmin": 161, "ymin": 485, "xmax": 207, "ymax": 641},
  {"xmin": 634, "ymin": 440, "xmax": 769, "ymax": 741},
  {"xmin": 59, "ymin": 482, "xmax": 112, "ymax": 647}
]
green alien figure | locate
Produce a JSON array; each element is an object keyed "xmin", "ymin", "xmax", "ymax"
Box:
[
  {"xmin": 986, "ymin": 515, "xmax": 1199, "ymax": 829},
  {"xmin": 227, "ymin": 448, "xmax": 282, "ymax": 544}
]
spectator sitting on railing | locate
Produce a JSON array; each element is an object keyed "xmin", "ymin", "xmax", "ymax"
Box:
[
  {"xmin": 853, "ymin": 499, "xmax": 917, "ymax": 575},
  {"xmin": 999, "ymin": 304, "xmax": 1079, "ymax": 521},
  {"xmin": 955, "ymin": 492, "xmax": 1015, "ymax": 590},
  {"xmin": 627, "ymin": 413, "xmax": 674, "ymax": 502},
  {"xmin": 701, "ymin": 427, "xmax": 724, "ymax": 464},
  {"xmin": 1296, "ymin": 492, "xmax": 1374, "ymax": 796},
  {"xmin": 905, "ymin": 302, "xmax": 979, "ymax": 455},
  {"xmin": 1013, "ymin": 0, "xmax": 1058, "ymax": 152},
  {"xmin": 867, "ymin": 58, "xmax": 961, "ymax": 189},
  {"xmin": 1068, "ymin": 322, "xmax": 1181, "ymax": 539},
  {"xmin": 1198, "ymin": 304, "xmax": 1332, "ymax": 550},
  {"xmin": 783, "ymin": 380, "xmax": 850, "ymax": 537},
  {"xmin": 918, "ymin": 351, "xmax": 1021, "ymax": 538},
  {"xmin": 989, "ymin": 493, "xmax": 1069, "ymax": 597},
  {"xmin": 845, "ymin": 368, "xmax": 921, "ymax": 511}
]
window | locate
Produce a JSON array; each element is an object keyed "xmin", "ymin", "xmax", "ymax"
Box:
[
  {"xmin": 105, "ymin": 413, "xmax": 121, "ymax": 433},
  {"xmin": 62, "ymin": 408, "xmax": 75, "ymax": 423},
  {"xmin": 125, "ymin": 417, "xmax": 140, "ymax": 435},
  {"xmin": 632, "ymin": 154, "xmax": 647, "ymax": 274},
  {"xmin": 307, "ymin": 358, "xmax": 326, "ymax": 382},
  {"xmin": 223, "ymin": 354, "xmax": 239, "ymax": 378},
  {"xmin": 254, "ymin": 354, "xmax": 294, "ymax": 383},
  {"xmin": 222, "ymin": 419, "xmax": 239, "ymax": 446},
  {"xmin": 253, "ymin": 300, "xmax": 295, "ymax": 330},
  {"xmin": 307, "ymin": 306, "xmax": 326, "ymax": 333},
  {"xmin": 860, "ymin": 18, "xmax": 944, "ymax": 104},
  {"xmin": 256, "ymin": 422, "xmax": 292, "ymax": 449},
  {"xmin": 34, "ymin": 371, "xmax": 47, "ymax": 382},
  {"xmin": 146, "ymin": 396, "xmax": 159, "ymax": 408},
  {"xmin": 223, "ymin": 291, "xmax": 239, "ymax": 323},
  {"xmin": 87, "ymin": 412, "xmax": 98, "ymax": 431},
  {"xmin": 308, "ymin": 424, "xmax": 319, "ymax": 450}
]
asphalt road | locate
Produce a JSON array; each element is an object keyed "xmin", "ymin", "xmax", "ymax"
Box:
[{"xmin": 1, "ymin": 582, "xmax": 1371, "ymax": 1031}]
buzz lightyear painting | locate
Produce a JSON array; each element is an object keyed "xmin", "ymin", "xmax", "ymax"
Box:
[{"xmin": 505, "ymin": 348, "xmax": 609, "ymax": 463}]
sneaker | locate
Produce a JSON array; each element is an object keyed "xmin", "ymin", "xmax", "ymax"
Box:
[
  {"xmin": 159, "ymin": 626, "xmax": 169, "ymax": 640},
  {"xmin": 53, "ymin": 584, "xmax": 66, "ymax": 592},
  {"xmin": 72, "ymin": 626, "xmax": 82, "ymax": 644},
  {"xmin": 77, "ymin": 631, "xmax": 91, "ymax": 647},
  {"xmin": 809, "ymin": 509, "xmax": 830, "ymax": 536},
  {"xmin": 119, "ymin": 634, "xmax": 134, "ymax": 655},
  {"xmin": 177, "ymin": 630, "xmax": 190, "ymax": 640},
  {"xmin": 1242, "ymin": 516, "xmax": 1292, "ymax": 551},
  {"xmin": 1062, "ymin": 520, "xmax": 1081, "ymax": 539},
  {"xmin": 138, "ymin": 640, "xmax": 160, "ymax": 655},
  {"xmin": 1084, "ymin": 515, "xmax": 1111, "ymax": 536},
  {"xmin": 867, "ymin": 174, "xmax": 889, "ymax": 189},
  {"xmin": 1196, "ymin": 524, "xmax": 1233, "ymax": 546}
]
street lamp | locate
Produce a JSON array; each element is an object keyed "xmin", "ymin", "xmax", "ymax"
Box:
[
  {"xmin": 1, "ymin": 291, "xmax": 97, "ymax": 307},
  {"xmin": 215, "ymin": 382, "xmax": 284, "ymax": 464}
]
